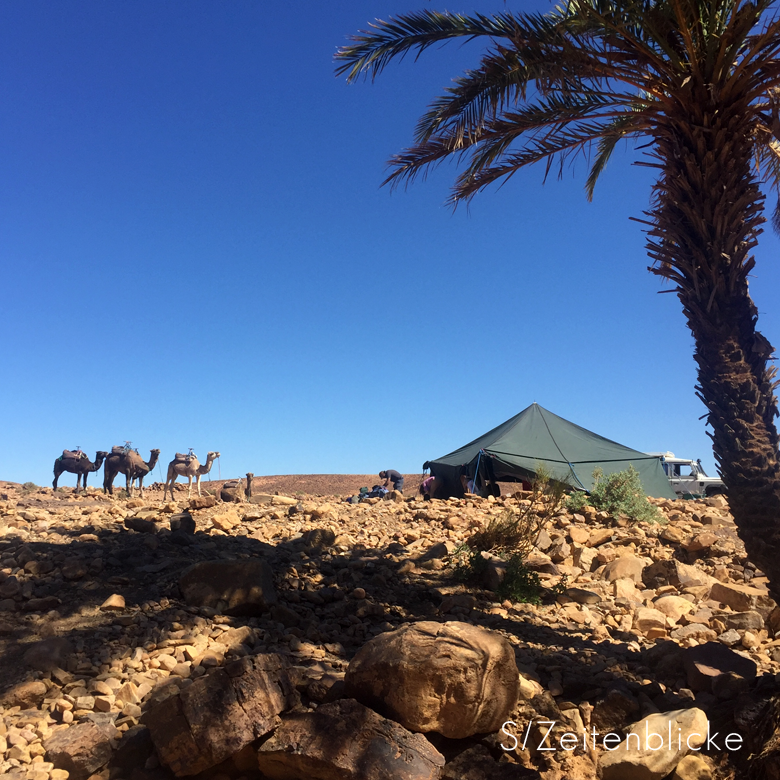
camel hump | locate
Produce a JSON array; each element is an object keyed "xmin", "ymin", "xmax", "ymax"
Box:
[
  {"xmin": 62, "ymin": 449, "xmax": 84, "ymax": 460},
  {"xmin": 111, "ymin": 446, "xmax": 126, "ymax": 455},
  {"xmin": 125, "ymin": 450, "xmax": 145, "ymax": 466}
]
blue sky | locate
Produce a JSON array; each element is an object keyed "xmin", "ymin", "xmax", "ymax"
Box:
[{"xmin": 2, "ymin": 1, "xmax": 778, "ymax": 487}]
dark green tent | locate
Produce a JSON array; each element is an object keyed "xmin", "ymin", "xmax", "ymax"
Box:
[{"xmin": 423, "ymin": 403, "xmax": 675, "ymax": 499}]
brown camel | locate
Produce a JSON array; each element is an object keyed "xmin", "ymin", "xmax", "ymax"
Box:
[
  {"xmin": 164, "ymin": 451, "xmax": 220, "ymax": 500},
  {"xmin": 53, "ymin": 450, "xmax": 108, "ymax": 492},
  {"xmin": 220, "ymin": 472, "xmax": 254, "ymax": 503},
  {"xmin": 103, "ymin": 448, "xmax": 161, "ymax": 498}
]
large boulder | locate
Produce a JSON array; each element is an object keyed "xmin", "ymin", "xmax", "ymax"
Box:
[
  {"xmin": 599, "ymin": 708, "xmax": 708, "ymax": 780},
  {"xmin": 179, "ymin": 559, "xmax": 277, "ymax": 616},
  {"xmin": 344, "ymin": 621, "xmax": 519, "ymax": 739},
  {"xmin": 144, "ymin": 654, "xmax": 297, "ymax": 777},
  {"xmin": 256, "ymin": 698, "xmax": 445, "ymax": 780}
]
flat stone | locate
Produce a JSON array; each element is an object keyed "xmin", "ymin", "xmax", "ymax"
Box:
[
  {"xmin": 565, "ymin": 587, "xmax": 601, "ymax": 605},
  {"xmin": 257, "ymin": 698, "xmax": 445, "ymax": 780},
  {"xmin": 683, "ymin": 642, "xmax": 757, "ymax": 692},
  {"xmin": 43, "ymin": 722, "xmax": 113, "ymax": 780}
]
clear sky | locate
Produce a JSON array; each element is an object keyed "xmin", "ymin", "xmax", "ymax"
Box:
[{"xmin": 2, "ymin": 1, "xmax": 778, "ymax": 487}]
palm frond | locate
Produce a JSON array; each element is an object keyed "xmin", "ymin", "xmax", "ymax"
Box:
[
  {"xmin": 334, "ymin": 11, "xmax": 520, "ymax": 82},
  {"xmin": 585, "ymin": 114, "xmax": 643, "ymax": 200}
]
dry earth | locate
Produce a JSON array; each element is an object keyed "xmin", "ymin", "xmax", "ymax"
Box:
[{"xmin": 1, "ymin": 477, "xmax": 780, "ymax": 780}]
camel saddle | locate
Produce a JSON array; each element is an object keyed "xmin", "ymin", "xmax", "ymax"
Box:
[
  {"xmin": 62, "ymin": 449, "xmax": 86, "ymax": 461},
  {"xmin": 111, "ymin": 446, "xmax": 126, "ymax": 455},
  {"xmin": 174, "ymin": 452, "xmax": 194, "ymax": 463}
]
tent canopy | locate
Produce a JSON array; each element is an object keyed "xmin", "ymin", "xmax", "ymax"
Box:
[{"xmin": 423, "ymin": 403, "xmax": 675, "ymax": 499}]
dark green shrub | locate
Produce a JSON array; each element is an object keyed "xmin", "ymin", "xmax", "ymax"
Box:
[{"xmin": 588, "ymin": 466, "xmax": 661, "ymax": 523}]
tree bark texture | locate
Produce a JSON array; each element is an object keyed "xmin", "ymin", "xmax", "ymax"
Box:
[{"xmin": 646, "ymin": 85, "xmax": 780, "ymax": 601}]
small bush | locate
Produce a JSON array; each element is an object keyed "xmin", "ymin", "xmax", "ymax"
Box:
[
  {"xmin": 564, "ymin": 490, "xmax": 589, "ymax": 513},
  {"xmin": 21, "ymin": 481, "xmax": 39, "ymax": 492},
  {"xmin": 588, "ymin": 466, "xmax": 661, "ymax": 523},
  {"xmin": 495, "ymin": 553, "xmax": 543, "ymax": 604},
  {"xmin": 447, "ymin": 465, "xmax": 570, "ymax": 603}
]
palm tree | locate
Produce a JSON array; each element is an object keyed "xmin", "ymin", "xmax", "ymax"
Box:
[{"xmin": 336, "ymin": 1, "xmax": 780, "ymax": 599}]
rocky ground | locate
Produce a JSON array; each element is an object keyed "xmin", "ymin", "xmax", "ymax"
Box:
[{"xmin": 1, "ymin": 478, "xmax": 780, "ymax": 780}]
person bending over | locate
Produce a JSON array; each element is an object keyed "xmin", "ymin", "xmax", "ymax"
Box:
[{"xmin": 379, "ymin": 469, "xmax": 404, "ymax": 494}]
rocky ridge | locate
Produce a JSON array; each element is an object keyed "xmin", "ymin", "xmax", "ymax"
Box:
[{"xmin": 0, "ymin": 481, "xmax": 778, "ymax": 779}]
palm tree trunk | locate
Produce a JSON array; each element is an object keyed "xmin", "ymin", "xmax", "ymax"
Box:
[{"xmin": 647, "ymin": 91, "xmax": 780, "ymax": 602}]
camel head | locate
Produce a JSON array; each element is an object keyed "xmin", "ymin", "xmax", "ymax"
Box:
[
  {"xmin": 148, "ymin": 448, "xmax": 161, "ymax": 465},
  {"xmin": 207, "ymin": 451, "xmax": 220, "ymax": 461}
]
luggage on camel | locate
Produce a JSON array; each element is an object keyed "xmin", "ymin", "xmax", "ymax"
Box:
[{"xmin": 61, "ymin": 448, "xmax": 85, "ymax": 461}]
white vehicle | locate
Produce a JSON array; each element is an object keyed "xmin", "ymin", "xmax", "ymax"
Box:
[{"xmin": 647, "ymin": 452, "xmax": 726, "ymax": 498}]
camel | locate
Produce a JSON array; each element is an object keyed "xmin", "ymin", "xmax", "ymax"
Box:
[
  {"xmin": 103, "ymin": 448, "xmax": 161, "ymax": 498},
  {"xmin": 220, "ymin": 472, "xmax": 254, "ymax": 503},
  {"xmin": 53, "ymin": 450, "xmax": 108, "ymax": 492},
  {"xmin": 164, "ymin": 451, "xmax": 220, "ymax": 500}
]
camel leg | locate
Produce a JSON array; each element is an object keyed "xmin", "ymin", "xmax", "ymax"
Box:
[
  {"xmin": 196, "ymin": 475, "xmax": 202, "ymax": 497},
  {"xmin": 104, "ymin": 466, "xmax": 115, "ymax": 496},
  {"xmin": 164, "ymin": 471, "xmax": 176, "ymax": 501},
  {"xmin": 138, "ymin": 477, "xmax": 144, "ymax": 499},
  {"xmin": 53, "ymin": 461, "xmax": 62, "ymax": 490},
  {"xmin": 187, "ymin": 475, "xmax": 193, "ymax": 498}
]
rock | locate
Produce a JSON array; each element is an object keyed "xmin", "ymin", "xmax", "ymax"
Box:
[
  {"xmin": 684, "ymin": 533, "xmax": 718, "ymax": 553},
  {"xmin": 1, "ymin": 679, "xmax": 47, "ymax": 707},
  {"xmin": 441, "ymin": 744, "xmax": 519, "ymax": 779},
  {"xmin": 43, "ymin": 721, "xmax": 114, "ymax": 780},
  {"xmin": 603, "ymin": 556, "xmax": 646, "ymax": 583},
  {"xmin": 683, "ymin": 642, "xmax": 756, "ymax": 692},
  {"xmin": 124, "ymin": 516, "xmax": 157, "ymax": 534},
  {"xmin": 711, "ymin": 671, "xmax": 750, "ymax": 700},
  {"xmin": 179, "ymin": 559, "xmax": 277, "ymax": 616},
  {"xmin": 569, "ymin": 526, "xmax": 590, "ymax": 544},
  {"xmin": 345, "ymin": 621, "xmax": 519, "ymax": 739},
  {"xmin": 588, "ymin": 528, "xmax": 613, "ymax": 547},
  {"xmin": 23, "ymin": 637, "xmax": 73, "ymax": 671},
  {"xmin": 271, "ymin": 604, "xmax": 301, "ymax": 628},
  {"xmin": 99, "ymin": 594, "xmax": 125, "ymax": 611},
  {"xmin": 591, "ymin": 688, "xmax": 640, "ymax": 733},
  {"xmin": 302, "ymin": 528, "xmax": 337, "ymax": 551},
  {"xmin": 599, "ymin": 708, "xmax": 708, "ymax": 780},
  {"xmin": 643, "ymin": 560, "xmax": 715, "ymax": 590},
  {"xmin": 710, "ymin": 581, "xmax": 771, "ymax": 613},
  {"xmin": 654, "ymin": 596, "xmax": 695, "ymax": 622},
  {"xmin": 634, "ymin": 608, "xmax": 667, "ymax": 634},
  {"xmin": 256, "ymin": 698, "xmax": 445, "ymax": 780},
  {"xmin": 144, "ymin": 654, "xmax": 298, "ymax": 776},
  {"xmin": 0, "ymin": 575, "xmax": 20, "ymax": 597},
  {"xmin": 573, "ymin": 546, "xmax": 598, "ymax": 571},
  {"xmin": 670, "ymin": 754, "xmax": 713, "ymax": 780},
  {"xmin": 565, "ymin": 587, "xmax": 601, "ymax": 605},
  {"xmin": 482, "ymin": 557, "xmax": 506, "ymax": 591},
  {"xmin": 549, "ymin": 540, "xmax": 571, "ymax": 562},
  {"xmin": 670, "ymin": 624, "xmax": 717, "ymax": 642},
  {"xmin": 613, "ymin": 577, "xmax": 642, "ymax": 601},
  {"xmin": 717, "ymin": 629, "xmax": 741, "ymax": 647},
  {"xmin": 724, "ymin": 611, "xmax": 764, "ymax": 632},
  {"xmin": 23, "ymin": 595, "xmax": 61, "ymax": 612},
  {"xmin": 169, "ymin": 513, "xmax": 196, "ymax": 534},
  {"xmin": 212, "ymin": 509, "xmax": 240, "ymax": 531},
  {"xmin": 189, "ymin": 495, "xmax": 217, "ymax": 509}
]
